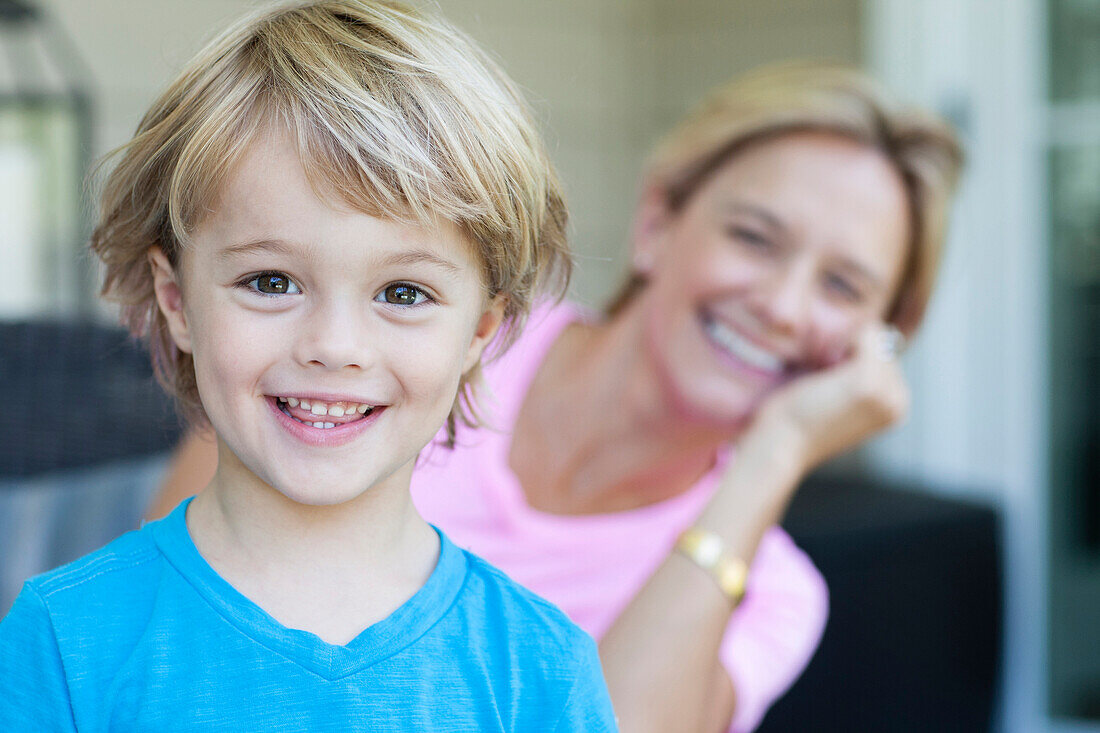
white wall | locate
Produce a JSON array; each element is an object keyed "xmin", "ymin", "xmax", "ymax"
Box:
[
  {"xmin": 38, "ymin": 0, "xmax": 254, "ymax": 157},
  {"xmin": 863, "ymin": 0, "xmax": 1058, "ymax": 731},
  {"xmin": 41, "ymin": 0, "xmax": 862, "ymax": 310}
]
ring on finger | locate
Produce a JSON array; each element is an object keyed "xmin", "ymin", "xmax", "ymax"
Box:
[{"xmin": 876, "ymin": 326, "xmax": 906, "ymax": 361}]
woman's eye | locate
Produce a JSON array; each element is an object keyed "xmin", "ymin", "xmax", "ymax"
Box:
[
  {"xmin": 824, "ymin": 273, "xmax": 863, "ymax": 303},
  {"xmin": 378, "ymin": 283, "xmax": 430, "ymax": 306},
  {"xmin": 247, "ymin": 272, "xmax": 300, "ymax": 295},
  {"xmin": 728, "ymin": 226, "xmax": 775, "ymax": 252}
]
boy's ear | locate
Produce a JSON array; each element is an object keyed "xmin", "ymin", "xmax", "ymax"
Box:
[
  {"xmin": 630, "ymin": 186, "xmax": 672, "ymax": 276},
  {"xmin": 462, "ymin": 295, "xmax": 508, "ymax": 373},
  {"xmin": 148, "ymin": 246, "xmax": 193, "ymax": 354}
]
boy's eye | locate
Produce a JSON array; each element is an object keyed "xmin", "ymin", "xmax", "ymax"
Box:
[
  {"xmin": 378, "ymin": 283, "xmax": 430, "ymax": 306},
  {"xmin": 248, "ymin": 272, "xmax": 300, "ymax": 295}
]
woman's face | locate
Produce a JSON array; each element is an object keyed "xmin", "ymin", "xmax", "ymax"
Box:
[{"xmin": 634, "ymin": 131, "xmax": 910, "ymax": 427}]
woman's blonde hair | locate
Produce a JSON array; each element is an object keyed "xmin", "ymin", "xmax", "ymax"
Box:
[
  {"xmin": 90, "ymin": 0, "xmax": 570, "ymax": 443},
  {"xmin": 608, "ymin": 62, "xmax": 963, "ymax": 336}
]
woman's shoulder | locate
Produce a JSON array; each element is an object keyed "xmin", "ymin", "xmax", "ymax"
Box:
[
  {"xmin": 488, "ymin": 299, "xmax": 591, "ymax": 376},
  {"xmin": 463, "ymin": 298, "xmax": 593, "ymax": 427}
]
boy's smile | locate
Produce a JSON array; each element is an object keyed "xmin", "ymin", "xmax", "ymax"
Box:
[
  {"xmin": 150, "ymin": 127, "xmax": 504, "ymax": 506},
  {"xmin": 274, "ymin": 395, "xmax": 377, "ymax": 428},
  {"xmin": 267, "ymin": 394, "xmax": 385, "ymax": 446}
]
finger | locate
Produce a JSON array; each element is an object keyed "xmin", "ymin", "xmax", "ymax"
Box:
[
  {"xmin": 851, "ymin": 323, "xmax": 911, "ymax": 419},
  {"xmin": 853, "ymin": 322, "xmax": 904, "ymax": 363}
]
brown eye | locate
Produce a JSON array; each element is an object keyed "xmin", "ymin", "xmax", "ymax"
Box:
[
  {"xmin": 823, "ymin": 272, "xmax": 862, "ymax": 303},
  {"xmin": 727, "ymin": 226, "xmax": 775, "ymax": 252},
  {"xmin": 380, "ymin": 284, "xmax": 428, "ymax": 306},
  {"xmin": 249, "ymin": 273, "xmax": 299, "ymax": 295}
]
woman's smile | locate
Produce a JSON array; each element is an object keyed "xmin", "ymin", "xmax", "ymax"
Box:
[{"xmin": 698, "ymin": 309, "xmax": 791, "ymax": 382}]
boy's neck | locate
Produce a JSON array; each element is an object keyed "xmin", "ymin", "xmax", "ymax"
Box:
[{"xmin": 185, "ymin": 445, "xmax": 439, "ymax": 645}]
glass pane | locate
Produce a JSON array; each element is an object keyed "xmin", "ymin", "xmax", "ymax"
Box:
[
  {"xmin": 1050, "ymin": 0, "xmax": 1100, "ymax": 102},
  {"xmin": 0, "ymin": 102, "xmax": 84, "ymax": 317},
  {"xmin": 1048, "ymin": 142, "xmax": 1100, "ymax": 720}
]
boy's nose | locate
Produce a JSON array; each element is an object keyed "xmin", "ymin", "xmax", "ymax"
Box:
[{"xmin": 293, "ymin": 302, "xmax": 370, "ymax": 371}]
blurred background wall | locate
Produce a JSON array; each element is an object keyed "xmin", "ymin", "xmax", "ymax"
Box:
[
  {"xmin": 27, "ymin": 0, "xmax": 863, "ymax": 309},
  {"xmin": 1, "ymin": 0, "xmax": 1096, "ymax": 731}
]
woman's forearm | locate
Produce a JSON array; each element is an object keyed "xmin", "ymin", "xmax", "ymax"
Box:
[
  {"xmin": 597, "ymin": 425, "xmax": 805, "ymax": 733},
  {"xmin": 145, "ymin": 430, "xmax": 218, "ymax": 521}
]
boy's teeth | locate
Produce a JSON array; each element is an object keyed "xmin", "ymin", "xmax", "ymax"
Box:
[{"xmin": 277, "ymin": 396, "xmax": 376, "ymax": 419}]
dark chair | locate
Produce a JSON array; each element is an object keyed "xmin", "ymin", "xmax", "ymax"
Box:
[
  {"xmin": 0, "ymin": 320, "xmax": 183, "ymax": 613},
  {"xmin": 761, "ymin": 473, "xmax": 1002, "ymax": 732},
  {"xmin": 0, "ymin": 319, "xmax": 181, "ymax": 477}
]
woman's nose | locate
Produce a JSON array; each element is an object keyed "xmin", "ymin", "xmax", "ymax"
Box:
[
  {"xmin": 293, "ymin": 300, "xmax": 369, "ymax": 371},
  {"xmin": 752, "ymin": 263, "xmax": 814, "ymax": 337}
]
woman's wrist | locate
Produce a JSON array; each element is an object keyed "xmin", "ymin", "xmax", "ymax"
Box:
[
  {"xmin": 694, "ymin": 422, "xmax": 807, "ymax": 559},
  {"xmin": 740, "ymin": 409, "xmax": 813, "ymax": 478}
]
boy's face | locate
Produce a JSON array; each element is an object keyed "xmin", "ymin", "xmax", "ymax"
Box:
[{"xmin": 150, "ymin": 130, "xmax": 503, "ymax": 506}]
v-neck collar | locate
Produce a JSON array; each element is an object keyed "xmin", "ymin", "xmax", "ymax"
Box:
[{"xmin": 151, "ymin": 498, "xmax": 468, "ymax": 680}]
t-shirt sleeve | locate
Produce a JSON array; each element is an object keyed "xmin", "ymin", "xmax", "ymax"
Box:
[
  {"xmin": 552, "ymin": 635, "xmax": 619, "ymax": 732},
  {"xmin": 0, "ymin": 583, "xmax": 77, "ymax": 732},
  {"xmin": 719, "ymin": 526, "xmax": 829, "ymax": 733}
]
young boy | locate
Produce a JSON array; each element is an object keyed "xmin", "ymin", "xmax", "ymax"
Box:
[{"xmin": 0, "ymin": 2, "xmax": 616, "ymax": 730}]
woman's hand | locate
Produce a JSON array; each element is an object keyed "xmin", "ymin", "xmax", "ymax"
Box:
[{"xmin": 750, "ymin": 322, "xmax": 910, "ymax": 477}]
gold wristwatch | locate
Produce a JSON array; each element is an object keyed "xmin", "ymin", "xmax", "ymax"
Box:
[{"xmin": 675, "ymin": 527, "xmax": 749, "ymax": 606}]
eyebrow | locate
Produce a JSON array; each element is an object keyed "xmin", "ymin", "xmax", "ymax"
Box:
[
  {"xmin": 217, "ymin": 239, "xmax": 297, "ymax": 260},
  {"xmin": 380, "ymin": 249, "xmax": 463, "ymax": 276},
  {"xmin": 832, "ymin": 258, "xmax": 885, "ymax": 290},
  {"xmin": 720, "ymin": 201, "xmax": 788, "ymax": 233},
  {"xmin": 217, "ymin": 238, "xmax": 463, "ymax": 276}
]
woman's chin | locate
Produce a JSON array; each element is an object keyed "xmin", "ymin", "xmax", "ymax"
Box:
[{"xmin": 667, "ymin": 380, "xmax": 770, "ymax": 433}]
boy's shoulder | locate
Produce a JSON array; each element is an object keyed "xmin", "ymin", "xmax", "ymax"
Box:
[
  {"xmin": 452, "ymin": 545, "xmax": 596, "ymax": 656},
  {"xmin": 440, "ymin": 545, "xmax": 617, "ymax": 731},
  {"xmin": 27, "ymin": 524, "xmax": 162, "ymax": 604},
  {"xmin": 21, "ymin": 523, "xmax": 171, "ymax": 645}
]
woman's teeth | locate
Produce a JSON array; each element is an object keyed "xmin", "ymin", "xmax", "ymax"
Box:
[{"xmin": 702, "ymin": 317, "xmax": 785, "ymax": 374}]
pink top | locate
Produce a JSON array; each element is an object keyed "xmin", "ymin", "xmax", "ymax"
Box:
[{"xmin": 411, "ymin": 302, "xmax": 829, "ymax": 732}]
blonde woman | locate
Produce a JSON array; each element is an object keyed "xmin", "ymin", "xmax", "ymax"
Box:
[{"xmin": 155, "ymin": 63, "xmax": 963, "ymax": 732}]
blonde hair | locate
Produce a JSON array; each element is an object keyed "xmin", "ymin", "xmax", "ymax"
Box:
[
  {"xmin": 90, "ymin": 0, "xmax": 570, "ymax": 443},
  {"xmin": 609, "ymin": 62, "xmax": 963, "ymax": 336}
]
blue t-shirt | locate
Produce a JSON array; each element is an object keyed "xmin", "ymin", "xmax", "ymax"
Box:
[{"xmin": 0, "ymin": 500, "xmax": 617, "ymax": 731}]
